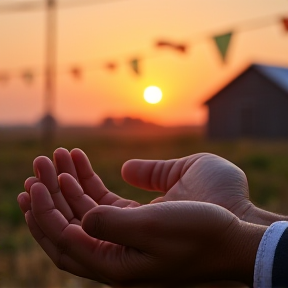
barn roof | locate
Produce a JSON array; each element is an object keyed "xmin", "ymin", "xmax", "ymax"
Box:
[
  {"xmin": 204, "ymin": 63, "xmax": 288, "ymax": 104},
  {"xmin": 254, "ymin": 64, "xmax": 288, "ymax": 93}
]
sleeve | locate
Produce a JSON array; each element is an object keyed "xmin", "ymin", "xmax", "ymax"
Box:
[{"xmin": 254, "ymin": 221, "xmax": 288, "ymax": 288}]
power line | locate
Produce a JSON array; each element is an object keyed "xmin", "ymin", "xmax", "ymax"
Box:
[
  {"xmin": 59, "ymin": 0, "xmax": 131, "ymax": 9},
  {"xmin": 0, "ymin": 0, "xmax": 135, "ymax": 152},
  {"xmin": 0, "ymin": 1, "xmax": 42, "ymax": 13},
  {"xmin": 1, "ymin": 11, "xmax": 287, "ymax": 76},
  {"xmin": 0, "ymin": 0, "xmax": 131, "ymax": 13},
  {"xmin": 0, "ymin": 0, "xmax": 287, "ymax": 138}
]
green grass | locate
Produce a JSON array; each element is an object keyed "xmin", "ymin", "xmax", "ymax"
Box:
[{"xmin": 1, "ymin": 126, "xmax": 288, "ymax": 287}]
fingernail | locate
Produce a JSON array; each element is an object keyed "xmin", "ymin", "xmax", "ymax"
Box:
[
  {"xmin": 24, "ymin": 211, "xmax": 30, "ymax": 223},
  {"xmin": 34, "ymin": 168, "xmax": 39, "ymax": 178}
]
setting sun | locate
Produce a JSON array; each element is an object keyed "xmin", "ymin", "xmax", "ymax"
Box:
[{"xmin": 144, "ymin": 86, "xmax": 162, "ymax": 104}]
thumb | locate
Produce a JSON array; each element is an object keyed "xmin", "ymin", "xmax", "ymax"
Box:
[
  {"xmin": 121, "ymin": 158, "xmax": 187, "ymax": 192},
  {"xmin": 82, "ymin": 205, "xmax": 154, "ymax": 250}
]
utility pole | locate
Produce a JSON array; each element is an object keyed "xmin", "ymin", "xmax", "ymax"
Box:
[
  {"xmin": 0, "ymin": 0, "xmax": 123, "ymax": 148},
  {"xmin": 45, "ymin": 0, "xmax": 57, "ymax": 117},
  {"xmin": 42, "ymin": 0, "xmax": 57, "ymax": 150}
]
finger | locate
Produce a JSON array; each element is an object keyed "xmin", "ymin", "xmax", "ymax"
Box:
[
  {"xmin": 33, "ymin": 156, "xmax": 74, "ymax": 222},
  {"xmin": 53, "ymin": 148, "xmax": 79, "ymax": 180},
  {"xmin": 58, "ymin": 173, "xmax": 97, "ymax": 219},
  {"xmin": 71, "ymin": 148, "xmax": 136, "ymax": 207},
  {"xmin": 24, "ymin": 177, "xmax": 40, "ymax": 193},
  {"xmin": 30, "ymin": 182, "xmax": 72, "ymax": 241},
  {"xmin": 30, "ymin": 182, "xmax": 124, "ymax": 282},
  {"xmin": 82, "ymin": 201, "xmax": 234, "ymax": 251},
  {"xmin": 82, "ymin": 204, "xmax": 166, "ymax": 250},
  {"xmin": 121, "ymin": 158, "xmax": 188, "ymax": 192},
  {"xmin": 150, "ymin": 196, "xmax": 164, "ymax": 204},
  {"xmin": 33, "ymin": 156, "xmax": 60, "ymax": 194},
  {"xmin": 25, "ymin": 210, "xmax": 96, "ymax": 279},
  {"xmin": 17, "ymin": 192, "xmax": 31, "ymax": 213}
]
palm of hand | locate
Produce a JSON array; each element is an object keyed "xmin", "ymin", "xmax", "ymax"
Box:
[
  {"xmin": 166, "ymin": 154, "xmax": 250, "ymax": 217},
  {"xmin": 20, "ymin": 149, "xmax": 251, "ymax": 224},
  {"xmin": 22, "ymin": 181, "xmax": 244, "ymax": 285},
  {"xmin": 19, "ymin": 148, "xmax": 140, "ymax": 227},
  {"xmin": 18, "ymin": 148, "xmax": 258, "ymax": 285},
  {"xmin": 122, "ymin": 153, "xmax": 251, "ymax": 219}
]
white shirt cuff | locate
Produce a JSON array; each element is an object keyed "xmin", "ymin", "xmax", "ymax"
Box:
[{"xmin": 254, "ymin": 221, "xmax": 288, "ymax": 288}]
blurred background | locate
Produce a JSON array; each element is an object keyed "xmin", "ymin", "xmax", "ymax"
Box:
[{"xmin": 0, "ymin": 0, "xmax": 288, "ymax": 287}]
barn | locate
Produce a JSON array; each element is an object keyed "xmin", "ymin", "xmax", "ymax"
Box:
[{"xmin": 204, "ymin": 63, "xmax": 288, "ymax": 139}]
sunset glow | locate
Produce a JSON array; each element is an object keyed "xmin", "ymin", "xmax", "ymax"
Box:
[
  {"xmin": 144, "ymin": 86, "xmax": 162, "ymax": 104},
  {"xmin": 0, "ymin": 0, "xmax": 287, "ymax": 127}
]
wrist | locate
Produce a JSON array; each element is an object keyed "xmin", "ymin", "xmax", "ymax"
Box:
[
  {"xmin": 242, "ymin": 204, "xmax": 288, "ymax": 226},
  {"xmin": 228, "ymin": 221, "xmax": 267, "ymax": 286}
]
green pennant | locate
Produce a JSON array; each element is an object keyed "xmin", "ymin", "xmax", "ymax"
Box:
[
  {"xmin": 130, "ymin": 58, "xmax": 140, "ymax": 75},
  {"xmin": 213, "ymin": 32, "xmax": 233, "ymax": 62}
]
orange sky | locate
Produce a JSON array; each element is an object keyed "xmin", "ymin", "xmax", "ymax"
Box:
[{"xmin": 0, "ymin": 0, "xmax": 287, "ymax": 126}]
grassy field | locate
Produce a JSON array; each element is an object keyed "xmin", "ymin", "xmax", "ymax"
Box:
[{"xmin": 1, "ymin": 125, "xmax": 288, "ymax": 288}]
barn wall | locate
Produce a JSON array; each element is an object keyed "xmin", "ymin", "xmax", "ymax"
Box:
[{"xmin": 206, "ymin": 68, "xmax": 288, "ymax": 139}]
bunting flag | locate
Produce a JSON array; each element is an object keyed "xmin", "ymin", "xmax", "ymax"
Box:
[
  {"xmin": 105, "ymin": 62, "xmax": 117, "ymax": 71},
  {"xmin": 175, "ymin": 44, "xmax": 187, "ymax": 53},
  {"xmin": 213, "ymin": 32, "xmax": 233, "ymax": 62},
  {"xmin": 130, "ymin": 58, "xmax": 140, "ymax": 75},
  {"xmin": 156, "ymin": 40, "xmax": 187, "ymax": 53},
  {"xmin": 70, "ymin": 67, "xmax": 82, "ymax": 79},
  {"xmin": 0, "ymin": 72, "xmax": 9, "ymax": 83},
  {"xmin": 22, "ymin": 70, "xmax": 34, "ymax": 83},
  {"xmin": 282, "ymin": 18, "xmax": 288, "ymax": 32}
]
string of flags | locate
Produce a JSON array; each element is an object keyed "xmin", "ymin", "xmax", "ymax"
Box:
[{"xmin": 0, "ymin": 15, "xmax": 287, "ymax": 84}]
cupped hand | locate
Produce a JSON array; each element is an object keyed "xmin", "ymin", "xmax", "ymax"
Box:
[
  {"xmin": 17, "ymin": 148, "xmax": 258, "ymax": 227},
  {"xmin": 20, "ymin": 149, "xmax": 253, "ymax": 221},
  {"xmin": 122, "ymin": 153, "xmax": 255, "ymax": 221},
  {"xmin": 21, "ymin": 180, "xmax": 265, "ymax": 287},
  {"xmin": 18, "ymin": 147, "xmax": 139, "ymax": 223}
]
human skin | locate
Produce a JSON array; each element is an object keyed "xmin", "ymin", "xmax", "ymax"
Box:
[
  {"xmin": 20, "ymin": 147, "xmax": 288, "ymax": 225},
  {"xmin": 16, "ymin": 148, "xmax": 271, "ymax": 286},
  {"xmin": 19, "ymin": 180, "xmax": 265, "ymax": 287},
  {"xmin": 121, "ymin": 153, "xmax": 288, "ymax": 225}
]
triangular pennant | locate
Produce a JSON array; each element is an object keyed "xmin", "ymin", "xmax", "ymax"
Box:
[
  {"xmin": 130, "ymin": 58, "xmax": 140, "ymax": 75},
  {"xmin": 174, "ymin": 44, "xmax": 187, "ymax": 53},
  {"xmin": 0, "ymin": 72, "xmax": 9, "ymax": 83},
  {"xmin": 156, "ymin": 40, "xmax": 187, "ymax": 53},
  {"xmin": 105, "ymin": 62, "xmax": 117, "ymax": 71},
  {"xmin": 22, "ymin": 70, "xmax": 34, "ymax": 83},
  {"xmin": 213, "ymin": 32, "xmax": 233, "ymax": 62},
  {"xmin": 70, "ymin": 67, "xmax": 82, "ymax": 79},
  {"xmin": 156, "ymin": 40, "xmax": 175, "ymax": 48},
  {"xmin": 282, "ymin": 18, "xmax": 288, "ymax": 32}
]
